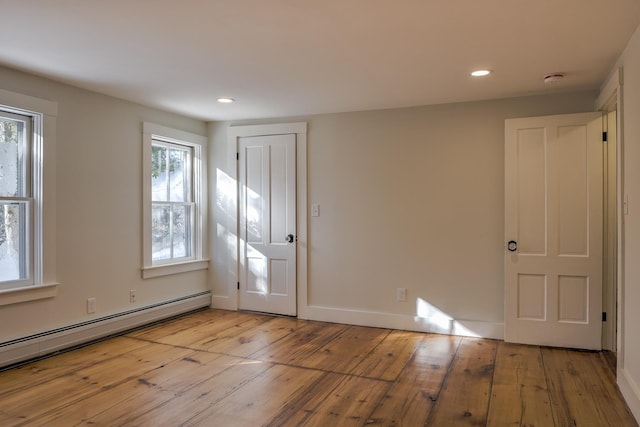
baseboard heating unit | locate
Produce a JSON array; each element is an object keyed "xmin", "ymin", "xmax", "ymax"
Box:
[{"xmin": 0, "ymin": 291, "xmax": 211, "ymax": 369}]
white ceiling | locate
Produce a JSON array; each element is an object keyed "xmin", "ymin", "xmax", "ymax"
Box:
[{"xmin": 1, "ymin": 0, "xmax": 639, "ymax": 121}]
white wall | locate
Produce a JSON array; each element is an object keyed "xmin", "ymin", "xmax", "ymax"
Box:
[
  {"xmin": 0, "ymin": 66, "xmax": 209, "ymax": 343},
  {"xmin": 209, "ymin": 91, "xmax": 597, "ymax": 338},
  {"xmin": 610, "ymin": 23, "xmax": 640, "ymax": 421}
]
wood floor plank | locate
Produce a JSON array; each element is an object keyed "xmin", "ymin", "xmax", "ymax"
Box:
[
  {"xmin": 0, "ymin": 336, "xmax": 148, "ymax": 399},
  {"xmin": 268, "ymin": 372, "xmax": 390, "ymax": 426},
  {"xmin": 0, "ymin": 341, "xmax": 191, "ymax": 425},
  {"xmin": 425, "ymin": 337, "xmax": 498, "ymax": 426},
  {"xmin": 287, "ymin": 325, "xmax": 390, "ymax": 374},
  {"xmin": 126, "ymin": 308, "xmax": 228, "ymax": 340},
  {"xmin": 366, "ymin": 334, "xmax": 461, "ymax": 426},
  {"xmin": 83, "ymin": 354, "xmax": 272, "ymax": 426},
  {"xmin": 192, "ymin": 315, "xmax": 308, "ymax": 357},
  {"xmin": 350, "ymin": 329, "xmax": 427, "ymax": 381},
  {"xmin": 136, "ymin": 310, "xmax": 266, "ymax": 349},
  {"xmin": 486, "ymin": 341, "xmax": 554, "ymax": 426},
  {"xmin": 250, "ymin": 320, "xmax": 349, "ymax": 365},
  {"xmin": 184, "ymin": 364, "xmax": 325, "ymax": 426},
  {"xmin": 33, "ymin": 350, "xmax": 241, "ymax": 426},
  {"xmin": 542, "ymin": 347, "xmax": 639, "ymax": 427},
  {"xmin": 0, "ymin": 310, "xmax": 635, "ymax": 427}
]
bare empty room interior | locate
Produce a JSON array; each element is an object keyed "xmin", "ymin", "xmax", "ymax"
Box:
[{"xmin": 1, "ymin": 1, "xmax": 640, "ymax": 425}]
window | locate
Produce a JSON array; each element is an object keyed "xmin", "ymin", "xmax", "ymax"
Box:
[
  {"xmin": 142, "ymin": 123, "xmax": 208, "ymax": 278},
  {"xmin": 0, "ymin": 111, "xmax": 32, "ymax": 287},
  {"xmin": 0, "ymin": 88, "xmax": 57, "ymax": 303},
  {"xmin": 151, "ymin": 141, "xmax": 193, "ymax": 261}
]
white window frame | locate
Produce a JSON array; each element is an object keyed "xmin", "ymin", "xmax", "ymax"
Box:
[
  {"xmin": 0, "ymin": 89, "xmax": 58, "ymax": 305},
  {"xmin": 142, "ymin": 122, "xmax": 208, "ymax": 278},
  {"xmin": 0, "ymin": 110, "xmax": 34, "ymax": 288}
]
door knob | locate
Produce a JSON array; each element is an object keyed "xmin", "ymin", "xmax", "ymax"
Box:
[
  {"xmin": 507, "ymin": 240, "xmax": 517, "ymax": 252},
  {"xmin": 286, "ymin": 234, "xmax": 295, "ymax": 243}
]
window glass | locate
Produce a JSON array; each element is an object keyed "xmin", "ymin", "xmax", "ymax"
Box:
[
  {"xmin": 142, "ymin": 122, "xmax": 207, "ymax": 278},
  {"xmin": 151, "ymin": 140, "xmax": 194, "ymax": 263},
  {"xmin": 0, "ymin": 111, "xmax": 32, "ymax": 285}
]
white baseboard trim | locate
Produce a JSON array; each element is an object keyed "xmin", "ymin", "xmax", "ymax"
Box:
[
  {"xmin": 0, "ymin": 291, "xmax": 211, "ymax": 369},
  {"xmin": 299, "ymin": 305, "xmax": 504, "ymax": 340},
  {"xmin": 619, "ymin": 367, "xmax": 640, "ymax": 423}
]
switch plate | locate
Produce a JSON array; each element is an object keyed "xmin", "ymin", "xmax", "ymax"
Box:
[
  {"xmin": 87, "ymin": 298, "xmax": 96, "ymax": 314},
  {"xmin": 396, "ymin": 288, "xmax": 407, "ymax": 302},
  {"xmin": 130, "ymin": 289, "xmax": 136, "ymax": 303},
  {"xmin": 311, "ymin": 204, "xmax": 320, "ymax": 217}
]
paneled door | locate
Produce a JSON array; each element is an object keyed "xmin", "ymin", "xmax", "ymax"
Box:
[
  {"xmin": 505, "ymin": 112, "xmax": 603, "ymax": 350},
  {"xmin": 238, "ymin": 133, "xmax": 297, "ymax": 316}
]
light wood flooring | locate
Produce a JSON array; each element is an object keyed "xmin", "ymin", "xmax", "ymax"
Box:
[{"xmin": 0, "ymin": 309, "xmax": 636, "ymax": 426}]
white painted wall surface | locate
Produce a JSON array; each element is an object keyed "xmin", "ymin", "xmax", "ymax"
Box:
[
  {"xmin": 0, "ymin": 66, "xmax": 208, "ymax": 343},
  {"xmin": 608, "ymin": 23, "xmax": 640, "ymax": 422},
  {"xmin": 209, "ymin": 91, "xmax": 596, "ymax": 338}
]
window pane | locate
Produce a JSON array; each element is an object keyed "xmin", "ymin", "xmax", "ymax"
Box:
[
  {"xmin": 148, "ymin": 137, "xmax": 197, "ymax": 267},
  {"xmin": 151, "ymin": 145, "xmax": 168, "ymax": 202},
  {"xmin": 169, "ymin": 148, "xmax": 190, "ymax": 202},
  {"xmin": 0, "ymin": 202, "xmax": 28, "ymax": 282},
  {"xmin": 0, "ymin": 117, "xmax": 27, "ymax": 197},
  {"xmin": 172, "ymin": 204, "xmax": 191, "ymax": 258},
  {"xmin": 151, "ymin": 204, "xmax": 171, "ymax": 261}
]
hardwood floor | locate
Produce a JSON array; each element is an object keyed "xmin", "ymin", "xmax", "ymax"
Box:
[{"xmin": 0, "ymin": 309, "xmax": 636, "ymax": 426}]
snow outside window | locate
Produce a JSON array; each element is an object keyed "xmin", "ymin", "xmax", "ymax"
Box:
[
  {"xmin": 151, "ymin": 141, "xmax": 194, "ymax": 262},
  {"xmin": 142, "ymin": 123, "xmax": 208, "ymax": 279},
  {"xmin": 0, "ymin": 89, "xmax": 57, "ymax": 305},
  {"xmin": 0, "ymin": 110, "xmax": 34, "ymax": 289}
]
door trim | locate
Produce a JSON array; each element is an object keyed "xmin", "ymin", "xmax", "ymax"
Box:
[{"xmin": 218, "ymin": 123, "xmax": 307, "ymax": 314}]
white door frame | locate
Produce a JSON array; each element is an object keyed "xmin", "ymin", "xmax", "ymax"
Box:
[
  {"xmin": 597, "ymin": 68, "xmax": 623, "ymax": 357},
  {"xmin": 223, "ymin": 123, "xmax": 308, "ymax": 314}
]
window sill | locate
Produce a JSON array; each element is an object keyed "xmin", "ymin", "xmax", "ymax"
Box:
[
  {"xmin": 0, "ymin": 283, "xmax": 59, "ymax": 306},
  {"xmin": 142, "ymin": 259, "xmax": 209, "ymax": 279}
]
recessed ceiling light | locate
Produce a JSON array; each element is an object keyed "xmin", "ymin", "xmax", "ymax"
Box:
[
  {"xmin": 217, "ymin": 97, "xmax": 235, "ymax": 103},
  {"xmin": 470, "ymin": 69, "xmax": 492, "ymax": 77}
]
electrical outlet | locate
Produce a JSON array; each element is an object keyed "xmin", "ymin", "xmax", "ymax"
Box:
[
  {"xmin": 396, "ymin": 287, "xmax": 407, "ymax": 302},
  {"xmin": 87, "ymin": 298, "xmax": 96, "ymax": 314},
  {"xmin": 130, "ymin": 289, "xmax": 136, "ymax": 303}
]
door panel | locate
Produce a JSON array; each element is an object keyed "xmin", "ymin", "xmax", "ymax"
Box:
[
  {"xmin": 517, "ymin": 130, "xmax": 546, "ymax": 255},
  {"xmin": 239, "ymin": 133, "xmax": 297, "ymax": 316},
  {"xmin": 505, "ymin": 112, "xmax": 602, "ymax": 350},
  {"xmin": 517, "ymin": 274, "xmax": 547, "ymax": 320}
]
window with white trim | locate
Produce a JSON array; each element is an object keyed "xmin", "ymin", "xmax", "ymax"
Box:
[
  {"xmin": 0, "ymin": 110, "xmax": 34, "ymax": 288},
  {"xmin": 0, "ymin": 89, "xmax": 57, "ymax": 304},
  {"xmin": 151, "ymin": 140, "xmax": 193, "ymax": 261},
  {"xmin": 142, "ymin": 123, "xmax": 208, "ymax": 278}
]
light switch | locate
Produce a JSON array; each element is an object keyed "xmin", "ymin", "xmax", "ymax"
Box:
[{"xmin": 311, "ymin": 204, "xmax": 320, "ymax": 217}]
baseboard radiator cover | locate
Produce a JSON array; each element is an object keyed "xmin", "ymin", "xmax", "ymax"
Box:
[{"xmin": 0, "ymin": 291, "xmax": 211, "ymax": 369}]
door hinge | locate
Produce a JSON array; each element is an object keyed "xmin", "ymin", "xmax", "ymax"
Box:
[
  {"xmin": 237, "ymin": 282, "xmax": 240, "ymax": 290},
  {"xmin": 603, "ymin": 131, "xmax": 608, "ymax": 142},
  {"xmin": 236, "ymin": 152, "xmax": 239, "ymax": 160},
  {"xmin": 602, "ymin": 311, "xmax": 607, "ymax": 322}
]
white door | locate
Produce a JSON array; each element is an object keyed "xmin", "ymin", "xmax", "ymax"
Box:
[
  {"xmin": 505, "ymin": 112, "xmax": 603, "ymax": 350},
  {"xmin": 238, "ymin": 133, "xmax": 297, "ymax": 316}
]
